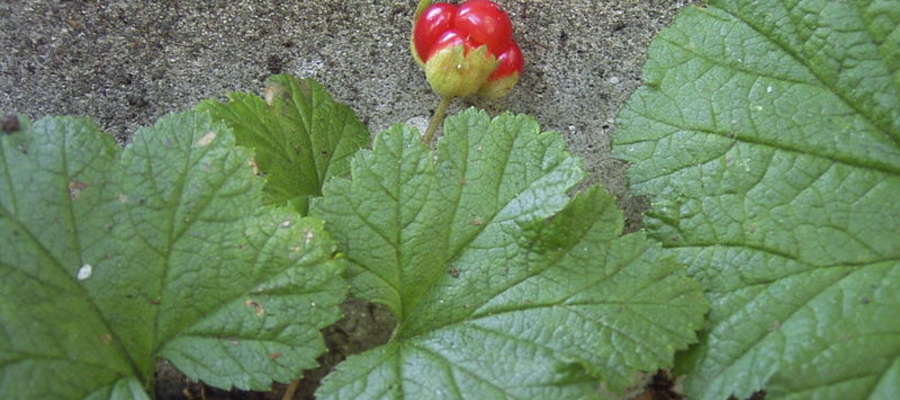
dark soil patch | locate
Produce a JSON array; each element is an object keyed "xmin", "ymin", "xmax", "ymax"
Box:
[{"xmin": 632, "ymin": 369, "xmax": 681, "ymax": 400}]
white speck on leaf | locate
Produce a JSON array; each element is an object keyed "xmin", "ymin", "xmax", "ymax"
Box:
[
  {"xmin": 767, "ymin": 86, "xmax": 773, "ymax": 93},
  {"xmin": 280, "ymin": 220, "xmax": 292, "ymax": 228},
  {"xmin": 77, "ymin": 264, "xmax": 92, "ymax": 280},
  {"xmin": 117, "ymin": 193, "xmax": 128, "ymax": 203},
  {"xmin": 304, "ymin": 229, "xmax": 314, "ymax": 245},
  {"xmin": 196, "ymin": 131, "xmax": 217, "ymax": 147}
]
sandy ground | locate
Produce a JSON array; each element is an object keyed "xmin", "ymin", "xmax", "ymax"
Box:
[{"xmin": 1, "ymin": 0, "xmax": 697, "ymax": 227}]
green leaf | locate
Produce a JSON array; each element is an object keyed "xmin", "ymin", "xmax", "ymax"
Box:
[
  {"xmin": 613, "ymin": 1, "xmax": 900, "ymax": 399},
  {"xmin": 199, "ymin": 75, "xmax": 369, "ymax": 215},
  {"xmin": 312, "ymin": 109, "xmax": 708, "ymax": 399},
  {"xmin": 0, "ymin": 112, "xmax": 347, "ymax": 399}
]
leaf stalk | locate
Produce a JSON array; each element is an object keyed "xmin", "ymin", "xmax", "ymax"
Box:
[{"xmin": 423, "ymin": 96, "xmax": 453, "ymax": 146}]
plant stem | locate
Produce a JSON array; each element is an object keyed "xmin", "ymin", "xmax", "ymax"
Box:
[
  {"xmin": 423, "ymin": 96, "xmax": 453, "ymax": 146},
  {"xmin": 281, "ymin": 379, "xmax": 300, "ymax": 400}
]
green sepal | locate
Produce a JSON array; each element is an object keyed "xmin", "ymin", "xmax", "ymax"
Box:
[{"xmin": 424, "ymin": 45, "xmax": 499, "ymax": 98}]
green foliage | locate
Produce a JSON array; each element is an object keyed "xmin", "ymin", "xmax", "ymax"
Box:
[
  {"xmin": 312, "ymin": 109, "xmax": 708, "ymax": 399},
  {"xmin": 200, "ymin": 75, "xmax": 369, "ymax": 215},
  {"xmin": 614, "ymin": 1, "xmax": 900, "ymax": 399},
  {"xmin": 9, "ymin": 3, "xmax": 896, "ymax": 398},
  {"xmin": 0, "ymin": 112, "xmax": 346, "ymax": 399}
]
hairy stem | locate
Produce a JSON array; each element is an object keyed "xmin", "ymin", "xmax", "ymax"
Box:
[{"xmin": 423, "ymin": 96, "xmax": 453, "ymax": 146}]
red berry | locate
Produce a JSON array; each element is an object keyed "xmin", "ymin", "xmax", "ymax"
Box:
[
  {"xmin": 427, "ymin": 29, "xmax": 472, "ymax": 60},
  {"xmin": 412, "ymin": 0, "xmax": 523, "ymax": 98},
  {"xmin": 413, "ymin": 3, "xmax": 457, "ymax": 61},
  {"xmin": 454, "ymin": 0, "xmax": 513, "ymax": 56},
  {"xmin": 489, "ymin": 41, "xmax": 523, "ymax": 80}
]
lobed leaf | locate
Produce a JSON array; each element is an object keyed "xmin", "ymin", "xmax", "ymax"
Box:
[
  {"xmin": 312, "ymin": 109, "xmax": 708, "ymax": 399},
  {"xmin": 0, "ymin": 112, "xmax": 346, "ymax": 398},
  {"xmin": 614, "ymin": 1, "xmax": 900, "ymax": 399},
  {"xmin": 199, "ymin": 75, "xmax": 369, "ymax": 215}
]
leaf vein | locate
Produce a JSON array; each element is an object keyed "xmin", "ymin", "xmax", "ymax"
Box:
[
  {"xmin": 631, "ymin": 109, "xmax": 899, "ymax": 175},
  {"xmin": 407, "ymin": 343, "xmax": 521, "ymax": 400},
  {"xmin": 716, "ymin": 5, "xmax": 897, "ymax": 145}
]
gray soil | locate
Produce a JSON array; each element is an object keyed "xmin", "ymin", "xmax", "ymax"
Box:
[{"xmin": 1, "ymin": 0, "xmax": 697, "ymax": 398}]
